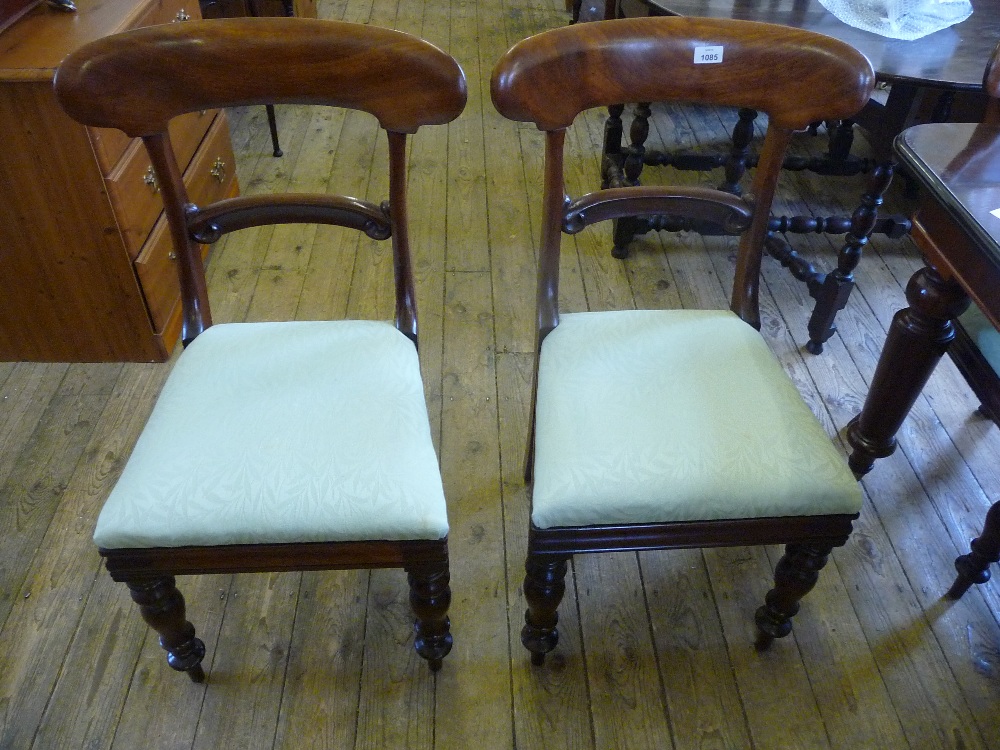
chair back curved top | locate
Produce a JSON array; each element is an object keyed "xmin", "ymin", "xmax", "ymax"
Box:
[
  {"xmin": 490, "ymin": 16, "xmax": 874, "ymax": 132},
  {"xmin": 55, "ymin": 18, "xmax": 467, "ymax": 136}
]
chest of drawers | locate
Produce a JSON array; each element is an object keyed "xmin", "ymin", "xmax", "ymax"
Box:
[{"xmin": 0, "ymin": 0, "xmax": 239, "ymax": 361}]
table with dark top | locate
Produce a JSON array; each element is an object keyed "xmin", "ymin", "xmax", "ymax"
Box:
[
  {"xmin": 846, "ymin": 120, "xmax": 1000, "ymax": 592},
  {"xmin": 605, "ymin": 0, "xmax": 1000, "ymax": 353}
]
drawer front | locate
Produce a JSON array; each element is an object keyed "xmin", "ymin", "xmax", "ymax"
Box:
[
  {"xmin": 88, "ymin": 0, "xmax": 203, "ymax": 172},
  {"xmin": 107, "ymin": 108, "xmax": 218, "ymax": 259},
  {"xmin": 92, "ymin": 108, "xmax": 218, "ymax": 177},
  {"xmin": 136, "ymin": 114, "xmax": 238, "ymax": 333}
]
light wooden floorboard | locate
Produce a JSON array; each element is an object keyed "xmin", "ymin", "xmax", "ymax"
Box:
[{"xmin": 2, "ymin": 0, "xmax": 1000, "ymax": 747}]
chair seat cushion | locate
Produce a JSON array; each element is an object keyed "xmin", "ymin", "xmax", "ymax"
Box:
[
  {"xmin": 94, "ymin": 321, "xmax": 448, "ymax": 549},
  {"xmin": 531, "ymin": 310, "xmax": 862, "ymax": 529}
]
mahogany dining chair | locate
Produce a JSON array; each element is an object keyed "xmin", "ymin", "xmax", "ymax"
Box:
[
  {"xmin": 54, "ymin": 17, "xmax": 467, "ymax": 679},
  {"xmin": 491, "ymin": 16, "xmax": 875, "ymax": 663}
]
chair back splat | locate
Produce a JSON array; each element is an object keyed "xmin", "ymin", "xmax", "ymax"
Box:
[
  {"xmin": 491, "ymin": 17, "xmax": 875, "ymax": 664},
  {"xmin": 54, "ymin": 18, "xmax": 466, "ymax": 680}
]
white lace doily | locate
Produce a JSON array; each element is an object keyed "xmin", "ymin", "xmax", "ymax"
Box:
[{"xmin": 817, "ymin": 0, "xmax": 973, "ymax": 40}]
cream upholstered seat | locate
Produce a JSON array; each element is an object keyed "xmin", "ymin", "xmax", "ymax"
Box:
[
  {"xmin": 532, "ymin": 310, "xmax": 861, "ymax": 530},
  {"xmin": 54, "ymin": 17, "xmax": 466, "ymax": 680},
  {"xmin": 94, "ymin": 321, "xmax": 449, "ymax": 549},
  {"xmin": 490, "ymin": 16, "xmax": 875, "ymax": 664}
]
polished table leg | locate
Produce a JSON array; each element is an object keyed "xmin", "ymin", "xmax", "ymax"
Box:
[
  {"xmin": 846, "ymin": 263, "xmax": 970, "ymax": 478},
  {"xmin": 948, "ymin": 501, "xmax": 1000, "ymax": 599}
]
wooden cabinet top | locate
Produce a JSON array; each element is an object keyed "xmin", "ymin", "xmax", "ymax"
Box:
[{"xmin": 0, "ymin": 0, "xmax": 164, "ymax": 79}]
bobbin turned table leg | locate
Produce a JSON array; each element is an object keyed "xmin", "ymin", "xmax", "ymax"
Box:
[{"xmin": 806, "ymin": 161, "xmax": 894, "ymax": 354}]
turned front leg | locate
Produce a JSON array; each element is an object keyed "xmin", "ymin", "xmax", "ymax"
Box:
[
  {"xmin": 755, "ymin": 543, "xmax": 833, "ymax": 649},
  {"xmin": 521, "ymin": 555, "xmax": 569, "ymax": 665},
  {"xmin": 407, "ymin": 561, "xmax": 453, "ymax": 671},
  {"xmin": 127, "ymin": 576, "xmax": 206, "ymax": 682}
]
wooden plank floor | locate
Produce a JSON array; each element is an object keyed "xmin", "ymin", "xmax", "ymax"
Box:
[{"xmin": 3, "ymin": 0, "xmax": 1000, "ymax": 746}]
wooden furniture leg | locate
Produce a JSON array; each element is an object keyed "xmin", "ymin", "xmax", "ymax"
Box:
[
  {"xmin": 718, "ymin": 107, "xmax": 757, "ymax": 194},
  {"xmin": 611, "ymin": 102, "xmax": 652, "ymax": 259},
  {"xmin": 948, "ymin": 501, "xmax": 1000, "ymax": 599},
  {"xmin": 805, "ymin": 161, "xmax": 894, "ymax": 354},
  {"xmin": 846, "ymin": 264, "xmax": 971, "ymax": 477},
  {"xmin": 755, "ymin": 542, "xmax": 834, "ymax": 649},
  {"xmin": 249, "ymin": 0, "xmax": 295, "ymax": 157},
  {"xmin": 126, "ymin": 577, "xmax": 206, "ymax": 682},
  {"xmin": 407, "ymin": 561, "xmax": 454, "ymax": 671},
  {"xmin": 521, "ymin": 556, "xmax": 569, "ymax": 665}
]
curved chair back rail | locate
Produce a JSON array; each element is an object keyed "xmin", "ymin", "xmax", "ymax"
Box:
[
  {"xmin": 54, "ymin": 18, "xmax": 468, "ymax": 136},
  {"xmin": 187, "ymin": 194, "xmax": 393, "ymax": 244},
  {"xmin": 562, "ymin": 185, "xmax": 753, "ymax": 235},
  {"xmin": 490, "ymin": 16, "xmax": 875, "ymax": 132}
]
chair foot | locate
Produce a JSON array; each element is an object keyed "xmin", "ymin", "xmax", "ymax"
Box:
[
  {"xmin": 805, "ymin": 339, "xmax": 824, "ymax": 355},
  {"xmin": 521, "ymin": 556, "xmax": 568, "ymax": 663},
  {"xmin": 754, "ymin": 543, "xmax": 833, "ymax": 645},
  {"xmin": 126, "ymin": 576, "xmax": 206, "ymax": 679},
  {"xmin": 407, "ymin": 561, "xmax": 453, "ymax": 669}
]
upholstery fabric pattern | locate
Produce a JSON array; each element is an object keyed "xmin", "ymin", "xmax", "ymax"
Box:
[
  {"xmin": 531, "ymin": 310, "xmax": 862, "ymax": 529},
  {"xmin": 94, "ymin": 321, "xmax": 448, "ymax": 548}
]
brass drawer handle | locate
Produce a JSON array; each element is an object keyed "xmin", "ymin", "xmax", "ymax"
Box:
[
  {"xmin": 173, "ymin": 8, "xmax": 191, "ymax": 21},
  {"xmin": 209, "ymin": 158, "xmax": 227, "ymax": 183},
  {"xmin": 142, "ymin": 166, "xmax": 159, "ymax": 193}
]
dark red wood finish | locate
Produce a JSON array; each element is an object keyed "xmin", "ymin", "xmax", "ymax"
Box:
[
  {"xmin": 491, "ymin": 17, "xmax": 873, "ymax": 664},
  {"xmin": 54, "ymin": 18, "xmax": 467, "ymax": 679}
]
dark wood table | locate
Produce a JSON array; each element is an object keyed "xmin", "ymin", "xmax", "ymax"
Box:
[
  {"xmin": 607, "ymin": 0, "xmax": 1000, "ymax": 353},
  {"xmin": 846, "ymin": 120, "xmax": 1000, "ymax": 594}
]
